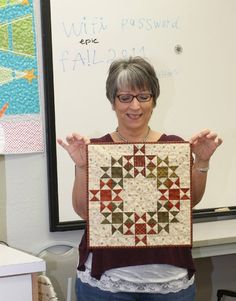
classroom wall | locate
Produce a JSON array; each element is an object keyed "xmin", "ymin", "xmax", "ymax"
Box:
[
  {"xmin": 0, "ymin": 1, "xmax": 235, "ymax": 300},
  {"xmin": 2, "ymin": 152, "xmax": 82, "ymax": 252}
]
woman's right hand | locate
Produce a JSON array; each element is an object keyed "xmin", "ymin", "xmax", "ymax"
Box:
[{"xmin": 57, "ymin": 133, "xmax": 90, "ymax": 168}]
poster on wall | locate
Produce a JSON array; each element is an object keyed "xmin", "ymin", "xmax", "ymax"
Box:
[{"xmin": 0, "ymin": 0, "xmax": 44, "ymax": 154}]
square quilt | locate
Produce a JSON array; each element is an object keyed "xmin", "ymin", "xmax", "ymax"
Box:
[{"xmin": 87, "ymin": 142, "xmax": 192, "ymax": 248}]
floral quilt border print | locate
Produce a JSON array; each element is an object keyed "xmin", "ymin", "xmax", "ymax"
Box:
[{"xmin": 87, "ymin": 142, "xmax": 192, "ymax": 248}]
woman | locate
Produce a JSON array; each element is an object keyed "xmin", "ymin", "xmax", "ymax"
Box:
[{"xmin": 58, "ymin": 57, "xmax": 222, "ymax": 301}]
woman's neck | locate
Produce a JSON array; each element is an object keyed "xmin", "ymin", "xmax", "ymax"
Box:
[
  {"xmin": 111, "ymin": 127, "xmax": 163, "ymax": 143},
  {"xmin": 115, "ymin": 126, "xmax": 150, "ymax": 143}
]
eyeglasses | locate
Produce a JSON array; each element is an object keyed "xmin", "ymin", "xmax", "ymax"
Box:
[{"xmin": 116, "ymin": 93, "xmax": 152, "ymax": 103}]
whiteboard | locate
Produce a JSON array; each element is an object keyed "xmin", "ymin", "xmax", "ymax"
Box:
[{"xmin": 41, "ymin": 0, "xmax": 236, "ymax": 230}]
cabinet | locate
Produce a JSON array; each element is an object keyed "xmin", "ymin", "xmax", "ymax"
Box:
[{"xmin": 0, "ymin": 245, "xmax": 45, "ymax": 301}]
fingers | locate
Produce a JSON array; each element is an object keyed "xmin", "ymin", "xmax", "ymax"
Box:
[
  {"xmin": 189, "ymin": 129, "xmax": 211, "ymax": 144},
  {"xmin": 57, "ymin": 138, "xmax": 69, "ymax": 150},
  {"xmin": 71, "ymin": 133, "xmax": 90, "ymax": 144},
  {"xmin": 66, "ymin": 135, "xmax": 75, "ymax": 144},
  {"xmin": 190, "ymin": 129, "xmax": 222, "ymax": 146},
  {"xmin": 205, "ymin": 132, "xmax": 223, "ymax": 146},
  {"xmin": 57, "ymin": 133, "xmax": 90, "ymax": 149},
  {"xmin": 214, "ymin": 136, "xmax": 223, "ymax": 146},
  {"xmin": 57, "ymin": 138, "xmax": 63, "ymax": 145}
]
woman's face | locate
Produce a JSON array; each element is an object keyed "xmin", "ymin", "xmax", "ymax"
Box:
[{"xmin": 112, "ymin": 88, "xmax": 154, "ymax": 131}]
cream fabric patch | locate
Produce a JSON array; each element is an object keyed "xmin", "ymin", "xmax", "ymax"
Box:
[{"xmin": 87, "ymin": 142, "xmax": 192, "ymax": 248}]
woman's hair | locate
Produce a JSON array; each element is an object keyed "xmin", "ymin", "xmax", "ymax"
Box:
[{"xmin": 106, "ymin": 56, "xmax": 160, "ymax": 107}]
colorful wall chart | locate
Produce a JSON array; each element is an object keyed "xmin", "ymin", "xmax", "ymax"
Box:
[{"xmin": 0, "ymin": 0, "xmax": 43, "ymax": 154}]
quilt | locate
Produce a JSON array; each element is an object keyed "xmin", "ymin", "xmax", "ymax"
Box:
[
  {"xmin": 0, "ymin": 0, "xmax": 44, "ymax": 154},
  {"xmin": 87, "ymin": 142, "xmax": 192, "ymax": 248}
]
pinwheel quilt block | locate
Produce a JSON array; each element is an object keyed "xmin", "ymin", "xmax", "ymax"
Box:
[{"xmin": 87, "ymin": 142, "xmax": 192, "ymax": 248}]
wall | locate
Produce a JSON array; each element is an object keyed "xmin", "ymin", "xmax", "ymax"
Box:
[{"xmin": 3, "ymin": 152, "xmax": 81, "ymax": 251}]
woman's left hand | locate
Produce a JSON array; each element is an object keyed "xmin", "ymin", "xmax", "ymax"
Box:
[{"xmin": 189, "ymin": 129, "xmax": 223, "ymax": 162}]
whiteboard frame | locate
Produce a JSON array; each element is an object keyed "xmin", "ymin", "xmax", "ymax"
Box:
[
  {"xmin": 40, "ymin": 0, "xmax": 236, "ymax": 231},
  {"xmin": 41, "ymin": 0, "xmax": 85, "ymax": 231}
]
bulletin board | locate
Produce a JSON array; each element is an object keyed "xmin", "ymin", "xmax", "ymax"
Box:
[{"xmin": 40, "ymin": 0, "xmax": 236, "ymax": 231}]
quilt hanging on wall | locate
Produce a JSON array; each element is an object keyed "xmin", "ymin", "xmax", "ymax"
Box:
[
  {"xmin": 0, "ymin": 0, "xmax": 44, "ymax": 154},
  {"xmin": 87, "ymin": 142, "xmax": 192, "ymax": 248}
]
